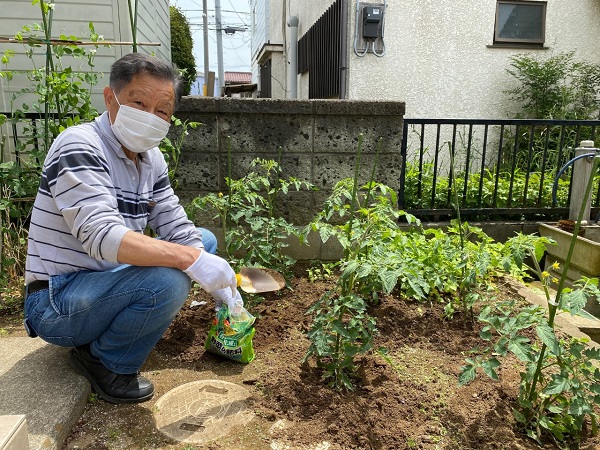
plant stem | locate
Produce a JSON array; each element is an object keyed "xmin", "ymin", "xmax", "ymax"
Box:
[
  {"xmin": 346, "ymin": 134, "xmax": 363, "ymax": 259},
  {"xmin": 40, "ymin": 0, "xmax": 55, "ymax": 152},
  {"xmin": 448, "ymin": 144, "xmax": 469, "ymax": 324},
  {"xmin": 362, "ymin": 137, "xmax": 382, "ymax": 209},
  {"xmin": 128, "ymin": 0, "xmax": 138, "ymax": 52},
  {"xmin": 225, "ymin": 136, "xmax": 232, "ymax": 258},
  {"xmin": 271, "ymin": 146, "xmax": 283, "ymax": 218},
  {"xmin": 526, "ymin": 152, "xmax": 600, "ymax": 403}
]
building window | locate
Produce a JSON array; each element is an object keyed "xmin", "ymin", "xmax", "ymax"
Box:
[{"xmin": 494, "ymin": 1, "xmax": 547, "ymax": 45}]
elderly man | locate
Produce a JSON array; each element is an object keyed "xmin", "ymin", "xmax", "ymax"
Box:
[{"xmin": 23, "ymin": 53, "xmax": 241, "ymax": 404}]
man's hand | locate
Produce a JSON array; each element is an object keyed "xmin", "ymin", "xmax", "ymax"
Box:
[
  {"xmin": 211, "ymin": 288, "xmax": 243, "ymax": 312},
  {"xmin": 183, "ymin": 250, "xmax": 237, "ymax": 295}
]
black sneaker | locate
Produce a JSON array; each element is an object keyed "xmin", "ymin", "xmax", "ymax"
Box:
[{"xmin": 69, "ymin": 344, "xmax": 154, "ymax": 404}]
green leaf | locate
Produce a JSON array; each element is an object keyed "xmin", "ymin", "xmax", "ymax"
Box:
[
  {"xmin": 482, "ymin": 358, "xmax": 501, "ymax": 380},
  {"xmin": 536, "ymin": 324, "xmax": 559, "ymax": 355},
  {"xmin": 458, "ymin": 364, "xmax": 476, "ymax": 385},
  {"xmin": 379, "ymin": 270, "xmax": 398, "ymax": 293},
  {"xmin": 560, "ymin": 288, "xmax": 587, "ymax": 313},
  {"xmin": 543, "ymin": 375, "xmax": 570, "ymax": 395},
  {"xmin": 479, "ymin": 329, "xmax": 492, "ymax": 341},
  {"xmin": 507, "ymin": 336, "xmax": 533, "ymax": 362}
]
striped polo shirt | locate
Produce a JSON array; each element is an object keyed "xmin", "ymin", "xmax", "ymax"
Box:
[{"xmin": 25, "ymin": 111, "xmax": 204, "ymax": 284}]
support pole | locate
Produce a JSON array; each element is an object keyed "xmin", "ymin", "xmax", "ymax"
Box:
[
  {"xmin": 202, "ymin": 0, "xmax": 210, "ymax": 96},
  {"xmin": 570, "ymin": 140, "xmax": 596, "ymax": 223},
  {"xmin": 215, "ymin": 0, "xmax": 225, "ymax": 96}
]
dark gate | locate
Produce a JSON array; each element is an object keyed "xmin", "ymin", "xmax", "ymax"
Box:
[{"xmin": 297, "ymin": 0, "xmax": 346, "ymax": 99}]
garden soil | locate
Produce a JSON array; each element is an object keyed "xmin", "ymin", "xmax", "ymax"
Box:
[{"xmin": 4, "ymin": 271, "xmax": 600, "ymax": 449}]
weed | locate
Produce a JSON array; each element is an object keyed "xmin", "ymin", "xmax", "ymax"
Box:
[
  {"xmin": 107, "ymin": 428, "xmax": 121, "ymax": 440},
  {"xmin": 306, "ymin": 261, "xmax": 335, "ymax": 283}
]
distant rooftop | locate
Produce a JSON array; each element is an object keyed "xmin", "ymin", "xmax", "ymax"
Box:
[{"xmin": 225, "ymin": 71, "xmax": 252, "ymax": 84}]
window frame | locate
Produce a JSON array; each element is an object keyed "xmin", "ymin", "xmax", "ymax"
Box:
[{"xmin": 494, "ymin": 0, "xmax": 547, "ymax": 45}]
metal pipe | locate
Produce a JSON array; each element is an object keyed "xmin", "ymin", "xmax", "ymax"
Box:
[
  {"xmin": 569, "ymin": 141, "xmax": 596, "ymax": 221},
  {"xmin": 552, "ymin": 152, "xmax": 596, "ymax": 207},
  {"xmin": 340, "ymin": 0, "xmax": 348, "ymax": 99},
  {"xmin": 287, "ymin": 16, "xmax": 299, "ymax": 99}
]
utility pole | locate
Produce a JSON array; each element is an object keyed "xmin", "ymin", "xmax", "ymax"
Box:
[
  {"xmin": 202, "ymin": 0, "xmax": 209, "ymax": 95},
  {"xmin": 215, "ymin": 0, "xmax": 225, "ymax": 96}
]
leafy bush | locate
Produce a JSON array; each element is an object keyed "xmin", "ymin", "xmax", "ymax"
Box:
[
  {"xmin": 502, "ymin": 51, "xmax": 600, "ymax": 174},
  {"xmin": 506, "ymin": 51, "xmax": 600, "ymax": 120},
  {"xmin": 170, "ymin": 5, "xmax": 196, "ymax": 96}
]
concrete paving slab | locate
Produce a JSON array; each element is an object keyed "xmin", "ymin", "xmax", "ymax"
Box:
[
  {"xmin": 0, "ymin": 415, "xmax": 29, "ymax": 450},
  {"xmin": 0, "ymin": 338, "xmax": 90, "ymax": 450}
]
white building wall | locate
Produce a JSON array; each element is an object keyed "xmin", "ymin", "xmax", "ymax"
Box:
[
  {"xmin": 251, "ymin": 0, "xmax": 270, "ymax": 60},
  {"xmin": 269, "ymin": 0, "xmax": 600, "ymax": 119},
  {"xmin": 269, "ymin": 50, "xmax": 287, "ymax": 98},
  {"xmin": 290, "ymin": 0, "xmax": 335, "ymax": 38},
  {"xmin": 265, "ymin": 0, "xmax": 286, "ymax": 97},
  {"xmin": 347, "ymin": 0, "xmax": 600, "ymax": 119}
]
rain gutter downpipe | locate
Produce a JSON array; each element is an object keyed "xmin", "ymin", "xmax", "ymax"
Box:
[{"xmin": 287, "ymin": 16, "xmax": 299, "ymax": 99}]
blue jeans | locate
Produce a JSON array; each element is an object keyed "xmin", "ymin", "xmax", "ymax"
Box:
[{"xmin": 24, "ymin": 228, "xmax": 217, "ymax": 374}]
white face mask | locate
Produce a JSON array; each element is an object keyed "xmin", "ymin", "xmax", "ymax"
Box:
[{"xmin": 110, "ymin": 91, "xmax": 171, "ymax": 153}]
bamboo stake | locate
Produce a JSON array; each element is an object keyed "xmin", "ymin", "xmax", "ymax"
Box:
[{"xmin": 0, "ymin": 37, "xmax": 160, "ymax": 46}]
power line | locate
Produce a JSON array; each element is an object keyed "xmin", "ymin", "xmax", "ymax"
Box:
[
  {"xmin": 227, "ymin": 0, "xmax": 249, "ymax": 27},
  {"xmin": 181, "ymin": 8, "xmax": 250, "ymax": 15}
]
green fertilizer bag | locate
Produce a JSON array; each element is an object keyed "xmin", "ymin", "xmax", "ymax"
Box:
[{"xmin": 204, "ymin": 303, "xmax": 256, "ymax": 363}]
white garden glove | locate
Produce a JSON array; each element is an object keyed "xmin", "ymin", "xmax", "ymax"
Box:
[
  {"xmin": 183, "ymin": 250, "xmax": 237, "ymax": 295},
  {"xmin": 212, "ymin": 287, "xmax": 243, "ymax": 312}
]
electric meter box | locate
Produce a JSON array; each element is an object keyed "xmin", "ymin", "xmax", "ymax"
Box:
[{"xmin": 363, "ymin": 6, "xmax": 383, "ymax": 39}]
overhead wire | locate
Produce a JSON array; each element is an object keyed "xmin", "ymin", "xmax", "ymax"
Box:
[{"xmin": 178, "ymin": 0, "xmax": 251, "ymax": 74}]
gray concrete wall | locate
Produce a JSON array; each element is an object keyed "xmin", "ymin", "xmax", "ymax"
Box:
[{"xmin": 171, "ymin": 96, "xmax": 406, "ymax": 227}]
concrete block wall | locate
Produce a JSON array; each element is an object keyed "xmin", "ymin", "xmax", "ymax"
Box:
[{"xmin": 170, "ymin": 97, "xmax": 406, "ymax": 227}]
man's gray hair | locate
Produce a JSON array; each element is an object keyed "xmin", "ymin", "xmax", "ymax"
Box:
[{"xmin": 109, "ymin": 53, "xmax": 184, "ymax": 109}]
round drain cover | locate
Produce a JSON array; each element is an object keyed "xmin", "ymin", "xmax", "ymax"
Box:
[{"xmin": 154, "ymin": 380, "xmax": 253, "ymax": 443}]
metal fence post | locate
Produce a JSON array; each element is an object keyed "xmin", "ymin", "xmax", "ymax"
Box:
[{"xmin": 569, "ymin": 140, "xmax": 596, "ymax": 223}]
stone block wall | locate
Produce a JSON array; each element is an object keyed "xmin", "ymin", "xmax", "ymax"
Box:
[{"xmin": 170, "ymin": 97, "xmax": 406, "ymax": 227}]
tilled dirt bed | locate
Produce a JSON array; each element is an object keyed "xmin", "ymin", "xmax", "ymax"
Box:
[{"xmin": 61, "ymin": 272, "xmax": 600, "ymax": 450}]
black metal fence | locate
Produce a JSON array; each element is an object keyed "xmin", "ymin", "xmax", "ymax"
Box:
[
  {"xmin": 399, "ymin": 118, "xmax": 600, "ymax": 221},
  {"xmin": 5, "ymin": 113, "xmax": 600, "ymax": 223}
]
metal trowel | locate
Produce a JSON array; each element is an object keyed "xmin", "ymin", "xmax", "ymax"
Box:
[{"xmin": 236, "ymin": 267, "xmax": 285, "ymax": 293}]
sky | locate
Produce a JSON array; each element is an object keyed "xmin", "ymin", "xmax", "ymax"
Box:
[{"xmin": 170, "ymin": 0, "xmax": 252, "ymax": 75}]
